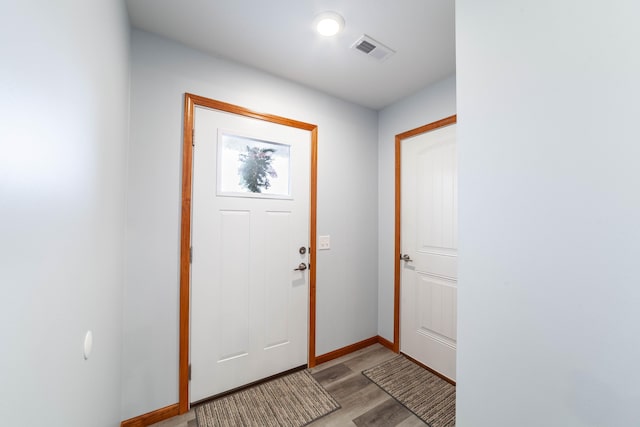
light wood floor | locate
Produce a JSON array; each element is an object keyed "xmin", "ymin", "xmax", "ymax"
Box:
[{"xmin": 151, "ymin": 343, "xmax": 426, "ymax": 426}]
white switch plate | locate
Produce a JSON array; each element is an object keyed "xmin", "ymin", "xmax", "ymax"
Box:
[{"xmin": 318, "ymin": 235, "xmax": 331, "ymax": 250}]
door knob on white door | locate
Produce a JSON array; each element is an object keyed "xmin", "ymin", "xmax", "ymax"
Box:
[
  {"xmin": 294, "ymin": 263, "xmax": 307, "ymax": 271},
  {"xmin": 400, "ymin": 254, "xmax": 413, "ymax": 262}
]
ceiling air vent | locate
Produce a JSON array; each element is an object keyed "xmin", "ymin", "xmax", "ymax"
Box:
[{"xmin": 351, "ymin": 35, "xmax": 395, "ymax": 61}]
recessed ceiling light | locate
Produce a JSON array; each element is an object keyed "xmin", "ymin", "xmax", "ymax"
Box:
[{"xmin": 315, "ymin": 12, "xmax": 345, "ymax": 37}]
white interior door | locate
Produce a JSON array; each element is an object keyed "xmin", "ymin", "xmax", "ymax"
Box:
[
  {"xmin": 190, "ymin": 106, "xmax": 310, "ymax": 402},
  {"xmin": 400, "ymin": 122, "xmax": 457, "ymax": 381}
]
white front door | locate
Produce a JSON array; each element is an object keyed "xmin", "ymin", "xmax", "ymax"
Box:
[
  {"xmin": 190, "ymin": 106, "xmax": 310, "ymax": 402},
  {"xmin": 400, "ymin": 122, "xmax": 457, "ymax": 381}
]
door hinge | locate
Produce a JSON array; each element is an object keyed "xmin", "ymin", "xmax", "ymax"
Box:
[
  {"xmin": 189, "ymin": 246, "xmax": 192, "ymax": 263},
  {"xmin": 192, "ymin": 128, "xmax": 195, "ymax": 146},
  {"xmin": 188, "ymin": 364, "xmax": 191, "ymax": 381}
]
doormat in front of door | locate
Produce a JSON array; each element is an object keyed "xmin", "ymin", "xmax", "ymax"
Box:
[
  {"xmin": 195, "ymin": 370, "xmax": 340, "ymax": 427},
  {"xmin": 362, "ymin": 355, "xmax": 456, "ymax": 427}
]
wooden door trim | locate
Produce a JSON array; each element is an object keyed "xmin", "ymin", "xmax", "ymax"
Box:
[
  {"xmin": 179, "ymin": 93, "xmax": 318, "ymax": 413},
  {"xmin": 393, "ymin": 115, "xmax": 457, "ymax": 353}
]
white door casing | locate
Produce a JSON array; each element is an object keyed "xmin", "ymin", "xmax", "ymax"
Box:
[
  {"xmin": 190, "ymin": 105, "xmax": 311, "ymax": 402},
  {"xmin": 400, "ymin": 121, "xmax": 457, "ymax": 381}
]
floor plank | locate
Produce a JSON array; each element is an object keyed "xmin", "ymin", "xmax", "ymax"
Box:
[{"xmin": 352, "ymin": 398, "xmax": 413, "ymax": 426}]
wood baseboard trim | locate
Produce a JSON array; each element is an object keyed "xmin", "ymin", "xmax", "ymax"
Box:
[
  {"xmin": 401, "ymin": 352, "xmax": 456, "ymax": 386},
  {"xmin": 377, "ymin": 335, "xmax": 395, "ymax": 351},
  {"xmin": 121, "ymin": 403, "xmax": 180, "ymax": 427},
  {"xmin": 315, "ymin": 335, "xmax": 398, "ymax": 365},
  {"xmin": 315, "ymin": 336, "xmax": 379, "ymax": 365}
]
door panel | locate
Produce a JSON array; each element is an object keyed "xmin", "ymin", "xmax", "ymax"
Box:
[
  {"xmin": 190, "ymin": 106, "xmax": 310, "ymax": 402},
  {"xmin": 217, "ymin": 210, "xmax": 251, "ymax": 362},
  {"xmin": 263, "ymin": 211, "xmax": 293, "ymax": 349},
  {"xmin": 400, "ymin": 122, "xmax": 457, "ymax": 381},
  {"xmin": 417, "ymin": 274, "xmax": 457, "ymax": 344}
]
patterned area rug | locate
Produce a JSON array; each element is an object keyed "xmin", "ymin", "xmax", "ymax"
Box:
[
  {"xmin": 362, "ymin": 355, "xmax": 456, "ymax": 427},
  {"xmin": 195, "ymin": 370, "xmax": 340, "ymax": 427}
]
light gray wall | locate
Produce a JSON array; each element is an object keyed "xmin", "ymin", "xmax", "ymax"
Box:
[
  {"xmin": 456, "ymin": 1, "xmax": 640, "ymax": 425},
  {"xmin": 123, "ymin": 30, "xmax": 378, "ymax": 418},
  {"xmin": 0, "ymin": 1, "xmax": 130, "ymax": 426},
  {"xmin": 376, "ymin": 76, "xmax": 457, "ymax": 341}
]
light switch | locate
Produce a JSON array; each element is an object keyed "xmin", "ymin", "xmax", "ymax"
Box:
[{"xmin": 318, "ymin": 235, "xmax": 330, "ymax": 250}]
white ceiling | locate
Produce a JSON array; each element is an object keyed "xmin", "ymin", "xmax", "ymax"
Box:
[{"xmin": 126, "ymin": 0, "xmax": 455, "ymax": 110}]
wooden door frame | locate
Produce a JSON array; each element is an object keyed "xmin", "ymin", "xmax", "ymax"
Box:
[
  {"xmin": 179, "ymin": 93, "xmax": 318, "ymax": 413},
  {"xmin": 393, "ymin": 115, "xmax": 457, "ymax": 353}
]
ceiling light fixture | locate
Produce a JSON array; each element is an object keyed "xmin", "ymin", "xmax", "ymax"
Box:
[{"xmin": 315, "ymin": 11, "xmax": 345, "ymax": 37}]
